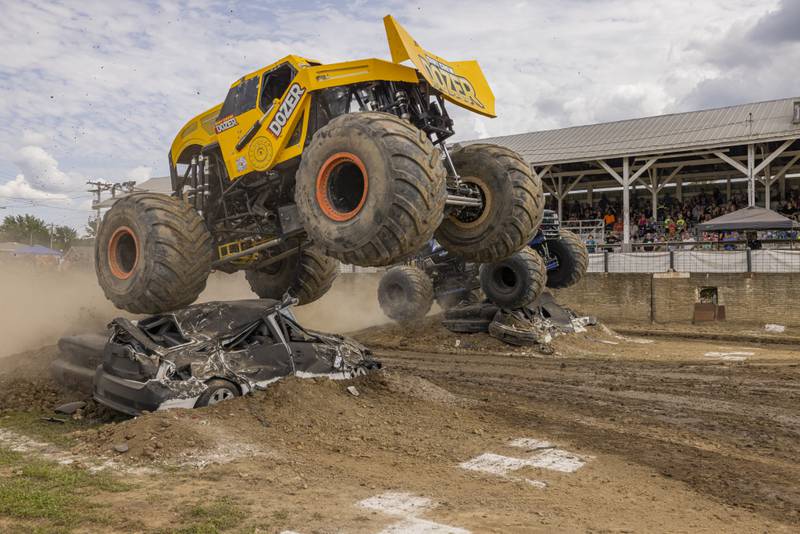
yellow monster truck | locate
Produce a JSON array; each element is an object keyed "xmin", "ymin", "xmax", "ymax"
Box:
[{"xmin": 95, "ymin": 16, "xmax": 544, "ymax": 314}]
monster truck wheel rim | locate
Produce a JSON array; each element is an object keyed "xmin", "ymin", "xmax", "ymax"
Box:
[
  {"xmin": 208, "ymin": 387, "xmax": 235, "ymax": 405},
  {"xmin": 492, "ymin": 265, "xmax": 518, "ymax": 295},
  {"xmin": 107, "ymin": 226, "xmax": 139, "ymax": 280},
  {"xmin": 316, "ymin": 152, "xmax": 369, "ymax": 222},
  {"xmin": 448, "ymin": 176, "xmax": 491, "ymax": 229}
]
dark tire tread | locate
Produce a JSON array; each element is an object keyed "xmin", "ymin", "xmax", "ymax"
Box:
[
  {"xmin": 95, "ymin": 193, "xmax": 213, "ymax": 314},
  {"xmin": 436, "ymin": 143, "xmax": 544, "ymax": 263},
  {"xmin": 377, "ymin": 265, "xmax": 434, "ymax": 323},
  {"xmin": 296, "ymin": 112, "xmax": 447, "ymax": 267},
  {"xmin": 246, "ymin": 248, "xmax": 338, "ymax": 305}
]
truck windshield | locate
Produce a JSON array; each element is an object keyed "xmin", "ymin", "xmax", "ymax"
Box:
[{"xmin": 217, "ymin": 76, "xmax": 259, "ymax": 119}]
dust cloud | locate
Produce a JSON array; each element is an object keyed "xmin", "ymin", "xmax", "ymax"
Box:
[
  {"xmin": 198, "ymin": 270, "xmax": 390, "ymax": 333},
  {"xmin": 0, "ymin": 263, "xmax": 389, "ymax": 361},
  {"xmin": 0, "ymin": 264, "xmax": 118, "ymax": 360}
]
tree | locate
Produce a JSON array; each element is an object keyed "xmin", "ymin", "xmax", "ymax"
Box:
[
  {"xmin": 53, "ymin": 225, "xmax": 78, "ymax": 251},
  {"xmin": 0, "ymin": 214, "xmax": 78, "ymax": 251},
  {"xmin": 0, "ymin": 214, "xmax": 50, "ymax": 246},
  {"xmin": 84, "ymin": 216, "xmax": 98, "ymax": 238}
]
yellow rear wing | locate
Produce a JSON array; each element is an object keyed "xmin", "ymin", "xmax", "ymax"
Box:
[{"xmin": 384, "ymin": 15, "xmax": 495, "ymax": 118}]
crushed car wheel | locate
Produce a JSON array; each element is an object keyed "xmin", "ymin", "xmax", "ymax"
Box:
[
  {"xmin": 479, "ymin": 248, "xmax": 546, "ymax": 310},
  {"xmin": 443, "ymin": 302, "xmax": 499, "ymax": 321},
  {"xmin": 489, "ymin": 310, "xmax": 539, "ymax": 347},
  {"xmin": 377, "ymin": 265, "xmax": 434, "ymax": 323},
  {"xmin": 95, "ymin": 193, "xmax": 214, "ymax": 314},
  {"xmin": 544, "ymin": 229, "xmax": 589, "ymax": 289},
  {"xmin": 246, "ymin": 246, "xmax": 339, "ymax": 304},
  {"xmin": 295, "ymin": 112, "xmax": 447, "ymax": 267},
  {"xmin": 195, "ymin": 379, "xmax": 240, "ymax": 408},
  {"xmin": 435, "ymin": 143, "xmax": 544, "ymax": 263},
  {"xmin": 442, "ymin": 318, "xmax": 492, "ymax": 333}
]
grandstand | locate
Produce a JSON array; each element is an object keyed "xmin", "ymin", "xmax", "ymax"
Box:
[{"xmin": 473, "ymin": 97, "xmax": 800, "ymax": 251}]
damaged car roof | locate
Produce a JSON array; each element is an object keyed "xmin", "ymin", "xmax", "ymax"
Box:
[{"xmin": 160, "ymin": 299, "xmax": 283, "ymax": 336}]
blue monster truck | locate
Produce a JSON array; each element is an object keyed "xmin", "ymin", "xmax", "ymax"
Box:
[{"xmin": 378, "ymin": 209, "xmax": 588, "ymax": 322}]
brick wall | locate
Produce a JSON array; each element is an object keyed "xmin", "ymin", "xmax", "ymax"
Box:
[
  {"xmin": 554, "ymin": 272, "xmax": 800, "ymax": 326},
  {"xmin": 553, "ymin": 274, "xmax": 652, "ymax": 323}
]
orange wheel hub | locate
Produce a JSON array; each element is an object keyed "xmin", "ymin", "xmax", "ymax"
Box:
[
  {"xmin": 108, "ymin": 226, "xmax": 139, "ymax": 280},
  {"xmin": 315, "ymin": 152, "xmax": 369, "ymax": 222}
]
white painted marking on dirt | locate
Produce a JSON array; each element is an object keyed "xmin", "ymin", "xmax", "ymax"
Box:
[
  {"xmin": 359, "ymin": 492, "xmax": 433, "ymax": 516},
  {"xmin": 765, "ymin": 324, "xmax": 786, "ymax": 333},
  {"xmin": 459, "ymin": 437, "xmax": 586, "ymax": 488},
  {"xmin": 0, "ymin": 428, "xmax": 155, "ymax": 475},
  {"xmin": 704, "ymin": 351, "xmax": 753, "ymax": 361},
  {"xmin": 600, "ymin": 325, "xmax": 653, "ymax": 344},
  {"xmin": 460, "ymin": 448, "xmax": 585, "ymax": 476},
  {"xmin": 508, "ymin": 438, "xmax": 553, "ymax": 450},
  {"xmin": 525, "ymin": 479, "xmax": 548, "ymax": 489},
  {"xmin": 528, "ymin": 448, "xmax": 586, "ymax": 472},
  {"xmin": 376, "ymin": 517, "xmax": 471, "ymax": 534},
  {"xmin": 358, "ymin": 492, "xmax": 471, "ymax": 534},
  {"xmin": 460, "ymin": 453, "xmax": 533, "ymax": 476}
]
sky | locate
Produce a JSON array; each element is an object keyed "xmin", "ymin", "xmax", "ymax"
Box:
[{"xmin": 0, "ymin": 0, "xmax": 797, "ymax": 233}]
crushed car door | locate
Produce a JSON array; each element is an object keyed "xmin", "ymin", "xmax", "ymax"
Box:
[
  {"xmin": 219, "ymin": 319, "xmax": 294, "ymax": 385},
  {"xmin": 278, "ymin": 315, "xmax": 336, "ymax": 375}
]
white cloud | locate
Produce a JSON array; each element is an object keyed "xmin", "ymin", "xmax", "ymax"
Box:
[
  {"xmin": 0, "ymin": 175, "xmax": 69, "ymax": 202},
  {"xmin": 0, "ymin": 0, "xmax": 793, "ymax": 229},
  {"xmin": 125, "ymin": 165, "xmax": 152, "ymax": 183},
  {"xmin": 11, "ymin": 146, "xmax": 84, "ymax": 194}
]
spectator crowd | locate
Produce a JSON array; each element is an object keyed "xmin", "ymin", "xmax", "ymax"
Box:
[{"xmin": 551, "ymin": 186, "xmax": 800, "ymax": 252}]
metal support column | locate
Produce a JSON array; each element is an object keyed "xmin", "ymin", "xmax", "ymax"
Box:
[
  {"xmin": 747, "ymin": 143, "xmax": 756, "ymax": 207},
  {"xmin": 622, "ymin": 157, "xmax": 630, "ymax": 249},
  {"xmin": 764, "ymin": 163, "xmax": 771, "ymax": 209}
]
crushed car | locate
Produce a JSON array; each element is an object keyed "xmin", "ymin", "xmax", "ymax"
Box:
[{"xmin": 52, "ymin": 297, "xmax": 380, "ymax": 415}]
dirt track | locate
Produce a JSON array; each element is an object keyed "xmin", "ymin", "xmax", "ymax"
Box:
[
  {"xmin": 2, "ymin": 320, "xmax": 799, "ymax": 532},
  {"xmin": 375, "ymin": 343, "xmax": 800, "ymax": 528}
]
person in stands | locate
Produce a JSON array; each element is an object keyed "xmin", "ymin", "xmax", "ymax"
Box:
[
  {"xmin": 604, "ymin": 209, "xmax": 616, "ymax": 232},
  {"xmin": 586, "ymin": 234, "xmax": 596, "ymax": 253}
]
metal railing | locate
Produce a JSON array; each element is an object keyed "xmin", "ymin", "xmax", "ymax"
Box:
[
  {"xmin": 587, "ymin": 239, "xmax": 800, "ymax": 273},
  {"xmin": 561, "ymin": 219, "xmax": 605, "ymax": 243}
]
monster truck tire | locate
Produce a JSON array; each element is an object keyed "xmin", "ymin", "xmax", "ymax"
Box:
[
  {"xmin": 246, "ymin": 247, "xmax": 338, "ymax": 305},
  {"xmin": 443, "ymin": 302, "xmax": 500, "ymax": 321},
  {"xmin": 545, "ymin": 230, "xmax": 589, "ymax": 289},
  {"xmin": 479, "ymin": 248, "xmax": 546, "ymax": 310},
  {"xmin": 442, "ymin": 318, "xmax": 492, "ymax": 334},
  {"xmin": 436, "ymin": 289, "xmax": 478, "ymax": 310},
  {"xmin": 95, "ymin": 193, "xmax": 213, "ymax": 314},
  {"xmin": 435, "ymin": 143, "xmax": 544, "ymax": 263},
  {"xmin": 378, "ymin": 265, "xmax": 434, "ymax": 323},
  {"xmin": 295, "ymin": 112, "xmax": 447, "ymax": 267}
]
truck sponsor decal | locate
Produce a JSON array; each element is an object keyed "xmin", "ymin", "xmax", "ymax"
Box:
[
  {"xmin": 268, "ymin": 83, "xmax": 306, "ymax": 137},
  {"xmin": 215, "ymin": 115, "xmax": 238, "ymax": 134},
  {"xmin": 418, "ymin": 54, "xmax": 485, "ymax": 111}
]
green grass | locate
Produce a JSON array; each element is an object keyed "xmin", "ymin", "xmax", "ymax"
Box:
[
  {"xmin": 157, "ymin": 497, "xmax": 248, "ymax": 534},
  {"xmin": 0, "ymin": 445, "xmax": 132, "ymax": 533},
  {"xmin": 0, "ymin": 411, "xmax": 99, "ymax": 448}
]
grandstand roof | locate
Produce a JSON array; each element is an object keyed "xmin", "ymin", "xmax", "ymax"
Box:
[{"xmin": 473, "ymin": 97, "xmax": 800, "ymax": 166}]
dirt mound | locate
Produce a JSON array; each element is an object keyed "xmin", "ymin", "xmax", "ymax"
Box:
[
  {"xmin": 0, "ymin": 345, "xmax": 82, "ymax": 413},
  {"xmin": 353, "ymin": 315, "xmax": 530, "ymax": 354},
  {"xmin": 72, "ymin": 372, "xmax": 479, "ymax": 468},
  {"xmin": 352, "ymin": 314, "xmax": 621, "ymax": 357}
]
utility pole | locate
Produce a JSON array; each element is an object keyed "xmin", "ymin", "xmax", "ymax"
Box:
[
  {"xmin": 48, "ymin": 223, "xmax": 55, "ymax": 250},
  {"xmin": 86, "ymin": 180, "xmax": 112, "ymax": 236}
]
